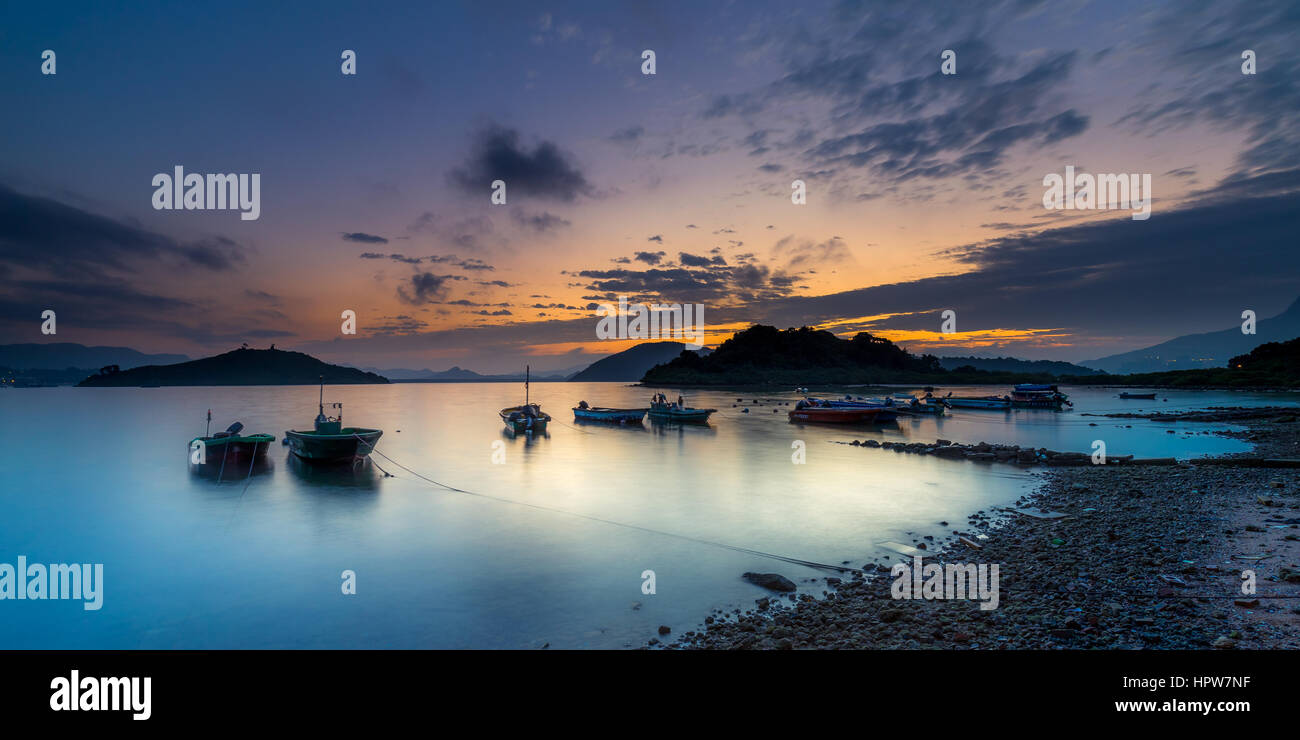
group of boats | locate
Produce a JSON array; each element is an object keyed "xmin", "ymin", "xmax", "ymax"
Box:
[
  {"xmin": 501, "ymin": 367, "xmax": 720, "ymax": 432},
  {"xmin": 189, "ymin": 378, "xmax": 384, "ymax": 468},
  {"xmin": 788, "ymin": 384, "xmax": 1073, "ymax": 425},
  {"xmin": 188, "ymin": 373, "xmax": 1084, "ymax": 467}
]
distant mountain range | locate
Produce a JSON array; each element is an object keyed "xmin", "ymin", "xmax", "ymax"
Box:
[
  {"xmin": 1083, "ymin": 297, "xmax": 1300, "ymax": 373},
  {"xmin": 568, "ymin": 341, "xmax": 697, "ymax": 381},
  {"xmin": 939, "ymin": 356, "xmax": 1103, "ymax": 376},
  {"xmin": 0, "ymin": 343, "xmax": 188, "ymax": 370},
  {"xmin": 367, "ymin": 365, "xmax": 578, "ymax": 382},
  {"xmin": 77, "ymin": 348, "xmax": 388, "ymax": 387}
]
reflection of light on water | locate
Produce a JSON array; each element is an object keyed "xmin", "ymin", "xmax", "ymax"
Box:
[{"xmin": 0, "ymin": 382, "xmax": 1289, "ymax": 649}]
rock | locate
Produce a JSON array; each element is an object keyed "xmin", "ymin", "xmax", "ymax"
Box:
[
  {"xmin": 1212, "ymin": 636, "xmax": 1237, "ymax": 649},
  {"xmin": 658, "ymin": 625, "xmax": 671, "ymax": 635},
  {"xmin": 1233, "ymin": 599, "xmax": 1260, "ymax": 608},
  {"xmin": 742, "ymin": 572, "xmax": 797, "ymax": 592}
]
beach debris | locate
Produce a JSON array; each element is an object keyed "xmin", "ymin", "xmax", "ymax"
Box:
[
  {"xmin": 1233, "ymin": 599, "xmax": 1260, "ymax": 608},
  {"xmin": 1212, "ymin": 636, "xmax": 1237, "ymax": 649},
  {"xmin": 1158, "ymin": 574, "xmax": 1189, "ymax": 587},
  {"xmin": 959, "ymin": 536, "xmax": 983, "ymax": 550},
  {"xmin": 876, "ymin": 541, "xmax": 933, "ymax": 559},
  {"xmin": 1233, "ymin": 553, "xmax": 1272, "ymax": 561},
  {"xmin": 742, "ymin": 572, "xmax": 797, "ymax": 592}
]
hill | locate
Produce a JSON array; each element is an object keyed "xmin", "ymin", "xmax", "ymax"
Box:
[
  {"xmin": 374, "ymin": 365, "xmax": 573, "ymax": 382},
  {"xmin": 0, "ymin": 343, "xmax": 188, "ymax": 370},
  {"xmin": 1062, "ymin": 336, "xmax": 1300, "ymax": 388},
  {"xmin": 1084, "ymin": 297, "xmax": 1300, "ymax": 373},
  {"xmin": 640, "ymin": 326, "xmax": 972, "ymax": 385},
  {"xmin": 77, "ymin": 347, "xmax": 389, "ymax": 387},
  {"xmin": 569, "ymin": 342, "xmax": 693, "ymax": 381},
  {"xmin": 939, "ymin": 356, "xmax": 1103, "ymax": 376}
]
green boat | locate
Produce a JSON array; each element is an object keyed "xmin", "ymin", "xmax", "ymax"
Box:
[
  {"xmin": 284, "ymin": 378, "xmax": 383, "ymax": 463},
  {"xmin": 188, "ymin": 414, "xmax": 274, "ymax": 464}
]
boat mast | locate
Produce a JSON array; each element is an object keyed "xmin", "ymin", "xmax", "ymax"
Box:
[
  {"xmin": 319, "ymin": 375, "xmax": 324, "ymax": 417},
  {"xmin": 525, "ymin": 365, "xmax": 530, "ymax": 406}
]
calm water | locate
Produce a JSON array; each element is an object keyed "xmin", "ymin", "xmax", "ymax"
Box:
[{"xmin": 0, "ymin": 382, "xmax": 1284, "ymax": 649}]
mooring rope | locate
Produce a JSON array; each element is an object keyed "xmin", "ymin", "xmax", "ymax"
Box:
[{"xmin": 354, "ymin": 434, "xmax": 854, "ymax": 573}]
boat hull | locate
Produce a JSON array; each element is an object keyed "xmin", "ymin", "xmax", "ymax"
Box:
[
  {"xmin": 647, "ymin": 407, "xmax": 715, "ymax": 423},
  {"xmin": 1119, "ymin": 393, "xmax": 1157, "ymax": 400},
  {"xmin": 573, "ymin": 407, "xmax": 646, "ymax": 423},
  {"xmin": 500, "ymin": 406, "xmax": 550, "ymax": 433},
  {"xmin": 789, "ymin": 407, "xmax": 891, "ymax": 424},
  {"xmin": 285, "ymin": 428, "xmax": 382, "ymax": 463},
  {"xmin": 946, "ymin": 397, "xmax": 1011, "ymax": 409},
  {"xmin": 189, "ymin": 434, "xmax": 274, "ymax": 462}
]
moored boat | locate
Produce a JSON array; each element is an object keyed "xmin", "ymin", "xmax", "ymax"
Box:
[
  {"xmin": 573, "ymin": 400, "xmax": 646, "ymax": 424},
  {"xmin": 189, "ymin": 412, "xmax": 274, "ymax": 463},
  {"xmin": 789, "ymin": 398, "xmax": 895, "ymax": 424},
  {"xmin": 284, "ymin": 378, "xmax": 383, "ymax": 463},
  {"xmin": 646, "ymin": 392, "xmax": 716, "ymax": 423},
  {"xmin": 1011, "ymin": 384, "xmax": 1072, "ymax": 409},
  {"xmin": 944, "ymin": 394, "xmax": 1012, "ymax": 410},
  {"xmin": 1119, "ymin": 392, "xmax": 1157, "ymax": 400},
  {"xmin": 500, "ymin": 366, "xmax": 550, "ymax": 433}
]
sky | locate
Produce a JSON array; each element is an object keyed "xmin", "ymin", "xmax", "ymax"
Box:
[{"xmin": 1, "ymin": 0, "xmax": 1298, "ymax": 373}]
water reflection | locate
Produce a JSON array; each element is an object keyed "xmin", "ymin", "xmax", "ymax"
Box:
[
  {"xmin": 188, "ymin": 457, "xmax": 274, "ymax": 482},
  {"xmin": 285, "ymin": 453, "xmax": 381, "ymax": 491}
]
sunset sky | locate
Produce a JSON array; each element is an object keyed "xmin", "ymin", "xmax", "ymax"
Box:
[{"xmin": 2, "ymin": 0, "xmax": 1298, "ymax": 373}]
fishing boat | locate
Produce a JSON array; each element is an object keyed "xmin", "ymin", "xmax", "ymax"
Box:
[
  {"xmin": 822, "ymin": 397, "xmax": 901, "ymax": 421},
  {"xmin": 572, "ymin": 400, "xmax": 646, "ymax": 424},
  {"xmin": 943, "ymin": 393, "xmax": 1012, "ymax": 410},
  {"xmin": 500, "ymin": 366, "xmax": 551, "ymax": 433},
  {"xmin": 284, "ymin": 378, "xmax": 383, "ymax": 463},
  {"xmin": 1010, "ymin": 384, "xmax": 1072, "ymax": 409},
  {"xmin": 189, "ymin": 411, "xmax": 274, "ymax": 463},
  {"xmin": 646, "ymin": 392, "xmax": 716, "ymax": 423},
  {"xmin": 1119, "ymin": 392, "xmax": 1157, "ymax": 400},
  {"xmin": 789, "ymin": 398, "xmax": 895, "ymax": 424}
]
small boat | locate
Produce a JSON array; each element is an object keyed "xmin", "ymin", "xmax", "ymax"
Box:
[
  {"xmin": 500, "ymin": 366, "xmax": 550, "ymax": 433},
  {"xmin": 1119, "ymin": 392, "xmax": 1157, "ymax": 400},
  {"xmin": 647, "ymin": 392, "xmax": 716, "ymax": 423},
  {"xmin": 189, "ymin": 412, "xmax": 274, "ymax": 463},
  {"xmin": 1011, "ymin": 384, "xmax": 1072, "ymax": 409},
  {"xmin": 789, "ymin": 398, "xmax": 894, "ymax": 424},
  {"xmin": 284, "ymin": 378, "xmax": 383, "ymax": 463},
  {"xmin": 822, "ymin": 398, "xmax": 901, "ymax": 421},
  {"xmin": 944, "ymin": 393, "xmax": 1012, "ymax": 410},
  {"xmin": 573, "ymin": 401, "xmax": 646, "ymax": 424}
]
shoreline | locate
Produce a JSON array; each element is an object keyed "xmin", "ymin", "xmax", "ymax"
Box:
[{"xmin": 669, "ymin": 415, "xmax": 1300, "ymax": 650}]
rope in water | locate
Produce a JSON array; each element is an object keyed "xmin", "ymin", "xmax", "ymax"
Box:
[{"xmin": 355, "ymin": 434, "xmax": 855, "ymax": 573}]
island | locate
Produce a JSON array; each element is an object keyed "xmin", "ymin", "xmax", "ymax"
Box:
[
  {"xmin": 639, "ymin": 325, "xmax": 1300, "ymax": 388},
  {"xmin": 76, "ymin": 347, "xmax": 389, "ymax": 387}
]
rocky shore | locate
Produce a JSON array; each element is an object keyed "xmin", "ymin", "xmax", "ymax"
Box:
[{"xmin": 669, "ymin": 415, "xmax": 1300, "ymax": 650}]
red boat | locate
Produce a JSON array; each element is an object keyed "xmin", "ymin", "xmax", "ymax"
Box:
[{"xmin": 788, "ymin": 399, "xmax": 893, "ymax": 424}]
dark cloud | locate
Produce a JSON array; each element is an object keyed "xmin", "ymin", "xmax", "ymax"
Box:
[
  {"xmin": 511, "ymin": 209, "xmax": 571, "ymax": 233},
  {"xmin": 397, "ymin": 272, "xmax": 457, "ymax": 305},
  {"xmin": 0, "ymin": 183, "xmax": 243, "ymax": 277},
  {"xmin": 342, "ymin": 232, "xmax": 388, "ymax": 244},
  {"xmin": 449, "ymin": 124, "xmax": 594, "ymax": 202},
  {"xmin": 633, "ymin": 250, "xmax": 666, "ymax": 265},
  {"xmin": 609, "ymin": 125, "xmax": 645, "ymax": 143},
  {"xmin": 647, "ymin": 234, "xmax": 663, "ymax": 243}
]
